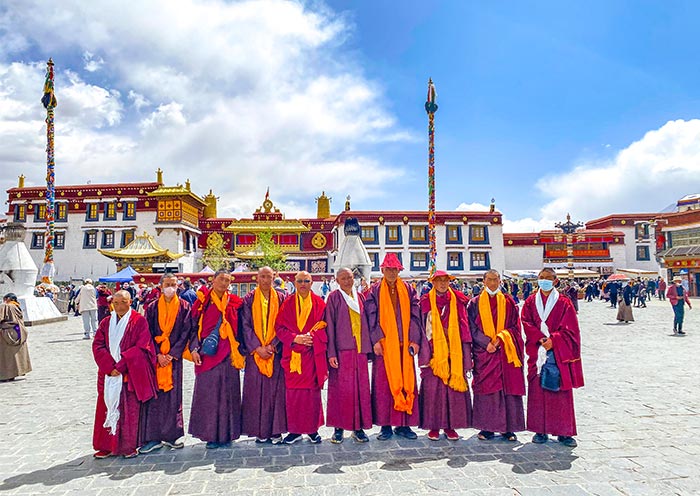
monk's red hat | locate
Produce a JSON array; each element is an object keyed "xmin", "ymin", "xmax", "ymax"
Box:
[
  {"xmin": 380, "ymin": 252, "xmax": 404, "ymax": 270},
  {"xmin": 429, "ymin": 270, "xmax": 455, "ymax": 281}
]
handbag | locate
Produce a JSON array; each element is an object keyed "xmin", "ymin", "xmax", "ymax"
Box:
[
  {"xmin": 200, "ymin": 314, "xmax": 222, "ymax": 356},
  {"xmin": 540, "ymin": 349, "xmax": 561, "ymax": 392},
  {"xmin": 1, "ymin": 322, "xmax": 25, "ymax": 347}
]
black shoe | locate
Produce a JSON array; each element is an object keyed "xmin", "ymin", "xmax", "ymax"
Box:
[
  {"xmin": 331, "ymin": 428, "xmax": 344, "ymax": 444},
  {"xmin": 377, "ymin": 426, "xmax": 393, "ymax": 441},
  {"xmin": 283, "ymin": 433, "xmax": 302, "ymax": 445},
  {"xmin": 558, "ymin": 436, "xmax": 577, "ymax": 447},
  {"xmin": 394, "ymin": 426, "xmax": 417, "ymax": 440},
  {"xmin": 308, "ymin": 432, "xmax": 322, "ymax": 444},
  {"xmin": 477, "ymin": 430, "xmax": 495, "ymax": 441},
  {"xmin": 352, "ymin": 430, "xmax": 369, "ymax": 443},
  {"xmin": 502, "ymin": 432, "xmax": 517, "ymax": 442},
  {"xmin": 678, "ymin": 330, "xmax": 686, "ymax": 335},
  {"xmin": 532, "ymin": 433, "xmax": 549, "ymax": 444}
]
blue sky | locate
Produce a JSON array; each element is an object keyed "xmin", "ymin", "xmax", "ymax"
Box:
[{"xmin": 2, "ymin": 1, "xmax": 700, "ymax": 230}]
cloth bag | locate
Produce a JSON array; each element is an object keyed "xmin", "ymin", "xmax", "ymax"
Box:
[
  {"xmin": 200, "ymin": 315, "xmax": 222, "ymax": 356},
  {"xmin": 1, "ymin": 322, "xmax": 26, "ymax": 346},
  {"xmin": 540, "ymin": 349, "xmax": 561, "ymax": 392}
]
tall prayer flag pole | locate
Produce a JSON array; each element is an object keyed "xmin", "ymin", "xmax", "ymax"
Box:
[
  {"xmin": 425, "ymin": 79, "xmax": 438, "ymax": 275},
  {"xmin": 40, "ymin": 58, "xmax": 57, "ymax": 284}
]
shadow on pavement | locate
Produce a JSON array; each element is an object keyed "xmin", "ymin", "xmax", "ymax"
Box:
[{"xmin": 0, "ymin": 433, "xmax": 578, "ymax": 491}]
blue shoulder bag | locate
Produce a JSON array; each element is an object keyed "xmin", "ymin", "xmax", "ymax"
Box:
[{"xmin": 540, "ymin": 350, "xmax": 561, "ymax": 392}]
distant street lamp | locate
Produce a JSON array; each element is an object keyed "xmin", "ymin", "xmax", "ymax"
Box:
[{"xmin": 555, "ymin": 214, "xmax": 584, "ymax": 280}]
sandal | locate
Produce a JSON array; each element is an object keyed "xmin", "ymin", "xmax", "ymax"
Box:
[
  {"xmin": 477, "ymin": 430, "xmax": 495, "ymax": 441},
  {"xmin": 502, "ymin": 432, "xmax": 517, "ymax": 442}
]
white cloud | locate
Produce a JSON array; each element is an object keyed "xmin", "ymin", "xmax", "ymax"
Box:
[
  {"xmin": 82, "ymin": 51, "xmax": 104, "ymax": 72},
  {"xmin": 0, "ymin": 0, "xmax": 411, "ymax": 215},
  {"xmin": 456, "ymin": 202, "xmax": 490, "ymax": 212},
  {"xmin": 507, "ymin": 119, "xmax": 700, "ymax": 232}
]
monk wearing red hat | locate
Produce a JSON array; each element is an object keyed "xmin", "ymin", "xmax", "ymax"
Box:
[
  {"xmin": 364, "ymin": 253, "xmax": 422, "ymax": 440},
  {"xmin": 418, "ymin": 270, "xmax": 472, "ymax": 441}
]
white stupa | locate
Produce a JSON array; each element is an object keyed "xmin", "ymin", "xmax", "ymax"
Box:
[
  {"xmin": 0, "ymin": 223, "xmax": 66, "ymax": 325},
  {"xmin": 333, "ymin": 218, "xmax": 372, "ymax": 282}
]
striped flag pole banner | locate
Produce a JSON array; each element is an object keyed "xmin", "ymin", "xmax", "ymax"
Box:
[
  {"xmin": 425, "ymin": 78, "xmax": 438, "ymax": 276},
  {"xmin": 40, "ymin": 58, "xmax": 57, "ymax": 284}
]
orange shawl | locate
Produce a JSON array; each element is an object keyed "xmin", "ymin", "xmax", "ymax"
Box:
[
  {"xmin": 251, "ymin": 288, "xmax": 280, "ymax": 377},
  {"xmin": 155, "ymin": 294, "xmax": 179, "ymax": 392},
  {"xmin": 378, "ymin": 278, "xmax": 415, "ymax": 414},
  {"xmin": 208, "ymin": 291, "xmax": 246, "ymax": 369}
]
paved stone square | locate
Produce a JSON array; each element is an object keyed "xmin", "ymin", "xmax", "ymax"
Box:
[{"xmin": 0, "ymin": 296, "xmax": 698, "ymax": 495}]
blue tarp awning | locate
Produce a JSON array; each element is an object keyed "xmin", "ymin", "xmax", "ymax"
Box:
[{"xmin": 99, "ymin": 265, "xmax": 139, "ymax": 283}]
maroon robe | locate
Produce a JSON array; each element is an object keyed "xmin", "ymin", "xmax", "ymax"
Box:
[
  {"xmin": 276, "ymin": 292, "xmax": 328, "ymax": 434},
  {"xmin": 521, "ymin": 291, "xmax": 584, "ymax": 437},
  {"xmin": 364, "ymin": 280, "xmax": 422, "ymax": 427},
  {"xmin": 418, "ymin": 290, "xmax": 473, "ymax": 430},
  {"xmin": 139, "ymin": 297, "xmax": 192, "ymax": 445},
  {"xmin": 239, "ymin": 288, "xmax": 288, "ymax": 439},
  {"xmin": 324, "ymin": 289, "xmax": 373, "ymax": 431},
  {"xmin": 467, "ymin": 292, "xmax": 525, "ymax": 433},
  {"xmin": 92, "ymin": 311, "xmax": 157, "ymax": 455},
  {"xmin": 188, "ymin": 289, "xmax": 244, "ymax": 444}
]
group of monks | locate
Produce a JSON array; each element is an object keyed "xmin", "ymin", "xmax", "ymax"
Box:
[{"xmin": 91, "ymin": 252, "xmax": 584, "ymax": 459}]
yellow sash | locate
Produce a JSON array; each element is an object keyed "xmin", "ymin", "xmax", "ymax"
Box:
[
  {"xmin": 290, "ymin": 294, "xmax": 312, "ymax": 374},
  {"xmin": 428, "ymin": 288, "xmax": 467, "ymax": 392},
  {"xmin": 349, "ymin": 307, "xmax": 362, "ymax": 353},
  {"xmin": 478, "ymin": 292, "xmax": 521, "ymax": 367},
  {"xmin": 251, "ymin": 289, "xmax": 280, "ymax": 377}
]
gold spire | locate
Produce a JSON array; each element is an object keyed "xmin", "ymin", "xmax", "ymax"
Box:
[
  {"xmin": 18, "ymin": 174, "xmax": 25, "ymax": 188},
  {"xmin": 156, "ymin": 168, "xmax": 163, "ymax": 185},
  {"xmin": 185, "ymin": 178, "xmax": 191, "ymax": 191},
  {"xmin": 204, "ymin": 189, "xmax": 218, "ymax": 218},
  {"xmin": 316, "ymin": 191, "xmax": 331, "ymax": 218}
]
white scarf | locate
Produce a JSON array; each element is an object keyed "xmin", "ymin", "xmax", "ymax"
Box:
[
  {"xmin": 534, "ymin": 289, "xmax": 558, "ymax": 375},
  {"xmin": 103, "ymin": 309, "xmax": 131, "ymax": 435},
  {"xmin": 339, "ymin": 286, "xmax": 361, "ymax": 315}
]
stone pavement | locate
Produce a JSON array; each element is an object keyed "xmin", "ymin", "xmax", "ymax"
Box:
[{"xmin": 0, "ymin": 296, "xmax": 699, "ymax": 495}]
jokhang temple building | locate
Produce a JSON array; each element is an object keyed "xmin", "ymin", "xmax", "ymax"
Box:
[{"xmin": 3, "ymin": 170, "xmax": 700, "ymax": 295}]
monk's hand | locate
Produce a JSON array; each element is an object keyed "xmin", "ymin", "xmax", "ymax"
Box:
[
  {"xmin": 541, "ymin": 338, "xmax": 553, "ymax": 351},
  {"xmin": 329, "ymin": 357, "xmax": 339, "ymax": 369},
  {"xmin": 157, "ymin": 354, "xmax": 169, "ymax": 367},
  {"xmin": 255, "ymin": 346, "xmax": 272, "ymax": 359},
  {"xmin": 486, "ymin": 342, "xmax": 497, "ymax": 354},
  {"xmin": 191, "ymin": 350, "xmax": 202, "ymax": 366},
  {"xmin": 109, "ymin": 369, "xmax": 120, "ymax": 377},
  {"xmin": 166, "ymin": 354, "xmax": 176, "ymax": 361},
  {"xmin": 373, "ymin": 341, "xmax": 383, "ymax": 356},
  {"xmin": 294, "ymin": 334, "xmax": 313, "ymax": 347}
]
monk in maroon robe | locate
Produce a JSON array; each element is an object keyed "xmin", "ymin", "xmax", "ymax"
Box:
[
  {"xmin": 521, "ymin": 268, "xmax": 584, "ymax": 447},
  {"xmin": 325, "ymin": 268, "xmax": 372, "ymax": 444},
  {"xmin": 364, "ymin": 253, "xmax": 422, "ymax": 441},
  {"xmin": 467, "ymin": 269, "xmax": 525, "ymax": 442},
  {"xmin": 139, "ymin": 273, "xmax": 192, "ymax": 453},
  {"xmin": 276, "ymin": 271, "xmax": 327, "ymax": 444},
  {"xmin": 188, "ymin": 270, "xmax": 245, "ymax": 449},
  {"xmin": 240, "ymin": 266, "xmax": 287, "ymax": 444},
  {"xmin": 92, "ymin": 291, "xmax": 157, "ymax": 459},
  {"xmin": 418, "ymin": 271, "xmax": 472, "ymax": 441}
]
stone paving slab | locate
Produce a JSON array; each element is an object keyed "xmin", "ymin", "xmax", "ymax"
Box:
[{"xmin": 0, "ymin": 297, "xmax": 698, "ymax": 495}]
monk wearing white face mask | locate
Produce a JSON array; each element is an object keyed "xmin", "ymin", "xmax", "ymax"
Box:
[{"xmin": 139, "ymin": 273, "xmax": 194, "ymax": 454}]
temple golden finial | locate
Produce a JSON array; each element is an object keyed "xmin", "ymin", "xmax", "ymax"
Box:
[
  {"xmin": 18, "ymin": 174, "xmax": 25, "ymax": 188},
  {"xmin": 156, "ymin": 168, "xmax": 163, "ymax": 185},
  {"xmin": 185, "ymin": 179, "xmax": 191, "ymax": 191}
]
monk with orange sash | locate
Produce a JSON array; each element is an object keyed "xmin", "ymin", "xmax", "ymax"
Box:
[
  {"xmin": 467, "ymin": 269, "xmax": 525, "ymax": 442},
  {"xmin": 139, "ymin": 273, "xmax": 192, "ymax": 453},
  {"xmin": 188, "ymin": 270, "xmax": 246, "ymax": 449},
  {"xmin": 240, "ymin": 266, "xmax": 287, "ymax": 444},
  {"xmin": 364, "ymin": 253, "xmax": 422, "ymax": 441},
  {"xmin": 276, "ymin": 271, "xmax": 327, "ymax": 444}
]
